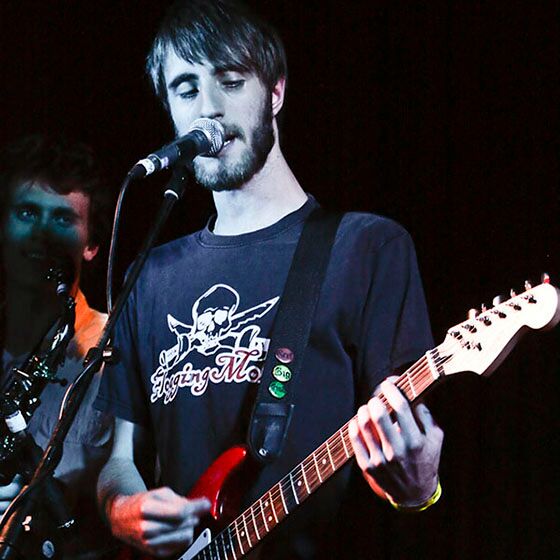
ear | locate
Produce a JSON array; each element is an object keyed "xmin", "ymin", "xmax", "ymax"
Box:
[
  {"xmin": 271, "ymin": 76, "xmax": 287, "ymax": 118},
  {"xmin": 82, "ymin": 243, "xmax": 99, "ymax": 263}
]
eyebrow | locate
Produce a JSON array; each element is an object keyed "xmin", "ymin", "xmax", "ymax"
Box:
[{"xmin": 167, "ymin": 72, "xmax": 198, "ymax": 92}]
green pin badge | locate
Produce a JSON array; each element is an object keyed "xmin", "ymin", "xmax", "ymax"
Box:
[
  {"xmin": 272, "ymin": 364, "xmax": 292, "ymax": 383},
  {"xmin": 268, "ymin": 381, "xmax": 287, "ymax": 399}
]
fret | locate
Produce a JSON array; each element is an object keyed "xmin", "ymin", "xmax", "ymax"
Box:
[
  {"xmin": 340, "ymin": 427, "xmax": 350, "ymax": 458},
  {"xmin": 258, "ymin": 497, "xmax": 269, "ymax": 532},
  {"xmin": 214, "ymin": 538, "xmax": 225, "ymax": 560},
  {"xmin": 241, "ymin": 513, "xmax": 252, "ymax": 550},
  {"xmin": 404, "ymin": 368, "xmax": 417, "ymax": 399},
  {"xmin": 250, "ymin": 504, "xmax": 261, "ymax": 541},
  {"xmin": 285, "ymin": 469, "xmax": 306, "ymax": 505},
  {"xmin": 425, "ymin": 351, "xmax": 440, "ymax": 381},
  {"xmin": 295, "ymin": 464, "xmax": 310, "ymax": 499},
  {"xmin": 220, "ymin": 534, "xmax": 229, "ymax": 560},
  {"xmin": 317, "ymin": 449, "xmax": 331, "ymax": 478},
  {"xmin": 264, "ymin": 490, "xmax": 279, "ymax": 524},
  {"xmin": 330, "ymin": 436, "xmax": 345, "ymax": 470},
  {"xmin": 206, "ymin": 539, "xmax": 221, "ymax": 560},
  {"xmin": 278, "ymin": 482, "xmax": 289, "ymax": 514},
  {"xmin": 234, "ymin": 518, "xmax": 245, "ymax": 556},
  {"xmin": 304, "ymin": 458, "xmax": 320, "ymax": 490},
  {"xmin": 280, "ymin": 477, "xmax": 297, "ymax": 512},
  {"xmin": 312, "ymin": 452, "xmax": 323, "ymax": 483},
  {"xmin": 226, "ymin": 528, "xmax": 238, "ymax": 560},
  {"xmin": 301, "ymin": 461, "xmax": 311, "ymax": 493},
  {"xmin": 270, "ymin": 484, "xmax": 286, "ymax": 522},
  {"xmin": 325, "ymin": 439, "xmax": 336, "ymax": 470},
  {"xmin": 289, "ymin": 472, "xmax": 300, "ymax": 505},
  {"xmin": 261, "ymin": 493, "xmax": 278, "ymax": 533}
]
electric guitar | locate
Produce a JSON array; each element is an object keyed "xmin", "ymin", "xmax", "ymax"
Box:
[{"xmin": 139, "ymin": 279, "xmax": 560, "ymax": 560}]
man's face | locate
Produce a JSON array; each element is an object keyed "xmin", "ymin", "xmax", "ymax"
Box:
[
  {"xmin": 163, "ymin": 51, "xmax": 275, "ymax": 191},
  {"xmin": 1, "ymin": 181, "xmax": 98, "ymax": 292}
]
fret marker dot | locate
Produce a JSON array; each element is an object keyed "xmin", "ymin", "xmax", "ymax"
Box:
[
  {"xmin": 268, "ymin": 516, "xmax": 273, "ymax": 522},
  {"xmin": 241, "ymin": 531, "xmax": 245, "ymax": 536},
  {"xmin": 265, "ymin": 501, "xmax": 269, "ymax": 506},
  {"xmin": 297, "ymin": 481, "xmax": 302, "ymax": 486},
  {"xmin": 322, "ymin": 459, "xmax": 327, "ymax": 465}
]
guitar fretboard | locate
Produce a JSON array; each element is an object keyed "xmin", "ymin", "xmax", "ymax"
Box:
[
  {"xmin": 186, "ymin": 280, "xmax": 560, "ymax": 559},
  {"xmin": 193, "ymin": 351, "xmax": 444, "ymax": 560}
]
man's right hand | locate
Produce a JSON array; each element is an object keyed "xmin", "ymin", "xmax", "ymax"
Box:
[
  {"xmin": 0, "ymin": 474, "xmax": 24, "ymax": 519},
  {"xmin": 108, "ymin": 487, "xmax": 211, "ymax": 558}
]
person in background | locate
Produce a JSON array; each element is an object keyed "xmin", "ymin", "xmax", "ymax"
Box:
[{"xmin": 0, "ymin": 134, "xmax": 117, "ymax": 559}]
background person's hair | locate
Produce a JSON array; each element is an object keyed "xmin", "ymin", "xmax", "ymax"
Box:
[
  {"xmin": 0, "ymin": 133, "xmax": 111, "ymax": 249},
  {"xmin": 146, "ymin": 0, "xmax": 287, "ymax": 111}
]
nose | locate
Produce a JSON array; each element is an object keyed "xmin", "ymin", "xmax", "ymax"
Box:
[
  {"xmin": 29, "ymin": 214, "xmax": 55, "ymax": 242},
  {"xmin": 198, "ymin": 85, "xmax": 224, "ymax": 120},
  {"xmin": 30, "ymin": 215, "xmax": 48, "ymax": 236}
]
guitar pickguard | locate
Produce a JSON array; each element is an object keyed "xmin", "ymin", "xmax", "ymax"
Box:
[{"xmin": 177, "ymin": 529, "xmax": 212, "ymax": 560}]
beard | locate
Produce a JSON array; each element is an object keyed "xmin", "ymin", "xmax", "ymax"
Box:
[{"xmin": 192, "ymin": 102, "xmax": 274, "ymax": 192}]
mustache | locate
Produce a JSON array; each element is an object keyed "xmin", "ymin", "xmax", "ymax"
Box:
[{"xmin": 222, "ymin": 124, "xmax": 244, "ymax": 141}]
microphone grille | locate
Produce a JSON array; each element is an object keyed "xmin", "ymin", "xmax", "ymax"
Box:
[{"xmin": 189, "ymin": 118, "xmax": 225, "ymax": 156}]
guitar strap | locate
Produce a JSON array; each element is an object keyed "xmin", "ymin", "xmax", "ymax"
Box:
[{"xmin": 247, "ymin": 206, "xmax": 343, "ymax": 464}]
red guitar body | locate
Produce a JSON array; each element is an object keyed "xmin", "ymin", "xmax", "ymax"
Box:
[
  {"xmin": 188, "ymin": 445, "xmax": 254, "ymax": 522},
  {"xmin": 117, "ymin": 445, "xmax": 255, "ymax": 560}
]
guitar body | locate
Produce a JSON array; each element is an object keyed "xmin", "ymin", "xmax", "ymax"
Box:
[
  {"xmin": 187, "ymin": 445, "xmax": 254, "ymax": 523},
  {"xmin": 117, "ymin": 445, "xmax": 256, "ymax": 560}
]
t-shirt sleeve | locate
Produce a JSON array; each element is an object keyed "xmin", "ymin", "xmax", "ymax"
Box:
[
  {"xmin": 356, "ymin": 229, "xmax": 434, "ymax": 399},
  {"xmin": 94, "ymin": 286, "xmax": 150, "ymax": 426}
]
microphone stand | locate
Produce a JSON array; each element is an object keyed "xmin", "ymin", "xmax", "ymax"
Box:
[{"xmin": 0, "ymin": 164, "xmax": 191, "ymax": 560}]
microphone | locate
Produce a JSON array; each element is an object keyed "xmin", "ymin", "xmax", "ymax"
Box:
[
  {"xmin": 46, "ymin": 257, "xmax": 76, "ymax": 298},
  {"xmin": 129, "ymin": 118, "xmax": 225, "ymax": 179}
]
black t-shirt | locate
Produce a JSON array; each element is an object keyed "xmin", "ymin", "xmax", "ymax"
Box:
[{"xmin": 95, "ymin": 197, "xmax": 433, "ymax": 559}]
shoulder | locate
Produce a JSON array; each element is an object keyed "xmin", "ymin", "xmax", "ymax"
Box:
[
  {"xmin": 73, "ymin": 293, "xmax": 108, "ymax": 356},
  {"xmin": 336, "ymin": 211, "xmax": 414, "ymax": 254},
  {"xmin": 134, "ymin": 231, "xmax": 201, "ymax": 288},
  {"xmin": 149, "ymin": 231, "xmax": 201, "ymax": 267}
]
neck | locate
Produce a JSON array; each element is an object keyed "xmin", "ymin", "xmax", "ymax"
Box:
[
  {"xmin": 3, "ymin": 279, "xmax": 79, "ymax": 357},
  {"xmin": 211, "ymin": 142, "xmax": 307, "ymax": 236}
]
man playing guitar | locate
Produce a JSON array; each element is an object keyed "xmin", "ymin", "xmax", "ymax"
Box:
[{"xmin": 95, "ymin": 2, "xmax": 444, "ymax": 558}]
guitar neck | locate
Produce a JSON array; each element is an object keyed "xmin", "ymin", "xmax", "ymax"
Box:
[
  {"xmin": 195, "ymin": 351, "xmax": 444, "ymax": 560},
  {"xmin": 190, "ymin": 280, "xmax": 560, "ymax": 559}
]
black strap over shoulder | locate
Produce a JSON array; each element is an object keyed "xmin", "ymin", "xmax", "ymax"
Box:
[{"xmin": 247, "ymin": 207, "xmax": 343, "ymax": 464}]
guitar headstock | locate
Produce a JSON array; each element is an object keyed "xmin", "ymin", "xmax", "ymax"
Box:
[{"xmin": 436, "ymin": 280, "xmax": 560, "ymax": 378}]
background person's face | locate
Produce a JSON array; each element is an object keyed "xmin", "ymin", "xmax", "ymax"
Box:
[{"xmin": 1, "ymin": 181, "xmax": 97, "ymax": 292}]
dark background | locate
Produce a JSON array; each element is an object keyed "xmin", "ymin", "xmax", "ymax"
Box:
[{"xmin": 1, "ymin": 1, "xmax": 558, "ymax": 558}]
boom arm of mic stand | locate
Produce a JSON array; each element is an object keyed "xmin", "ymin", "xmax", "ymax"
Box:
[{"xmin": 0, "ymin": 166, "xmax": 190, "ymax": 560}]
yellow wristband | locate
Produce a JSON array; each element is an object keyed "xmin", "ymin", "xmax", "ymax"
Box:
[{"xmin": 387, "ymin": 479, "xmax": 442, "ymax": 513}]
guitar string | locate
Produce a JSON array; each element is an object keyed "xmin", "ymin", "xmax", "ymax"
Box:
[
  {"xmin": 214, "ymin": 354, "xmax": 450, "ymax": 555},
  {"xmin": 204, "ymin": 352, "xmax": 454, "ymax": 557},
  {"xmin": 197, "ymin": 301, "xmax": 529, "ymax": 558},
  {"xmin": 202, "ymin": 312, "xmax": 520, "ymax": 557}
]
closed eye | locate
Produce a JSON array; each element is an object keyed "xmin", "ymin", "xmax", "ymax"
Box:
[
  {"xmin": 223, "ymin": 80, "xmax": 245, "ymax": 90},
  {"xmin": 178, "ymin": 88, "xmax": 198, "ymax": 100}
]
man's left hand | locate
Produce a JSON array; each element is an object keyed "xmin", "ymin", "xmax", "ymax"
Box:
[{"xmin": 349, "ymin": 379, "xmax": 444, "ymax": 507}]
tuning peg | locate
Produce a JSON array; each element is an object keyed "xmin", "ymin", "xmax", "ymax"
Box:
[
  {"xmin": 524, "ymin": 280, "xmax": 533, "ymax": 291},
  {"xmin": 510, "ymin": 289, "xmax": 517, "ymax": 298},
  {"xmin": 492, "ymin": 295, "xmax": 503, "ymax": 306},
  {"xmin": 542, "ymin": 272, "xmax": 550, "ymax": 284},
  {"xmin": 481, "ymin": 303, "xmax": 487, "ymax": 312},
  {"xmin": 467, "ymin": 308, "xmax": 479, "ymax": 320}
]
